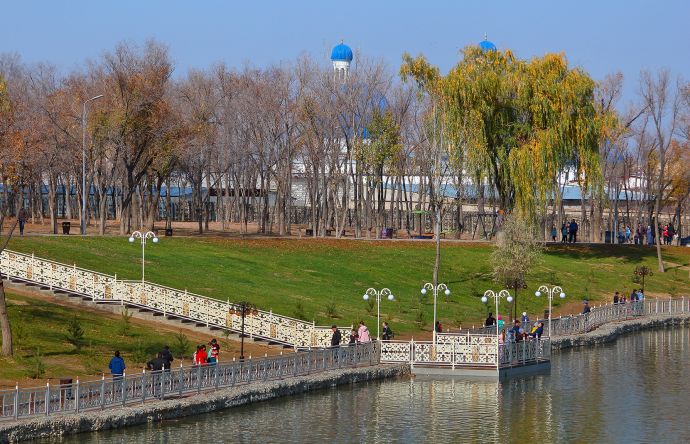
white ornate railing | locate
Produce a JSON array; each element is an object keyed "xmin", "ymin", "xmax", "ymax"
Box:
[
  {"xmin": 380, "ymin": 336, "xmax": 550, "ymax": 369},
  {"xmin": 0, "ymin": 250, "xmax": 350, "ymax": 348},
  {"xmin": 0, "ymin": 342, "xmax": 380, "ymax": 422}
]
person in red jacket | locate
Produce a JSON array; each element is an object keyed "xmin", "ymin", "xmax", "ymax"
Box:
[{"xmin": 194, "ymin": 345, "xmax": 207, "ymax": 366}]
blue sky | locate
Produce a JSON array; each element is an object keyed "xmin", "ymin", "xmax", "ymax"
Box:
[{"xmin": 3, "ymin": 1, "xmax": 688, "ymax": 105}]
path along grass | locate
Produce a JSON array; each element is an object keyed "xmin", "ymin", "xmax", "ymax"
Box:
[{"xmin": 7, "ymin": 236, "xmax": 689, "ymax": 337}]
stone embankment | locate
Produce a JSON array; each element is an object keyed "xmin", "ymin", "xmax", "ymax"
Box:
[
  {"xmin": 0, "ymin": 363, "xmax": 409, "ymax": 444},
  {"xmin": 552, "ymin": 313, "xmax": 690, "ymax": 350}
]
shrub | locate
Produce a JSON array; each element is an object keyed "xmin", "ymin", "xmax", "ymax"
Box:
[
  {"xmin": 173, "ymin": 331, "xmax": 192, "ymax": 359},
  {"xmin": 132, "ymin": 340, "xmax": 150, "ymax": 364},
  {"xmin": 26, "ymin": 349, "xmax": 46, "ymax": 379},
  {"xmin": 119, "ymin": 308, "xmax": 133, "ymax": 336},
  {"xmin": 66, "ymin": 316, "xmax": 85, "ymax": 350},
  {"xmin": 293, "ymin": 302, "xmax": 306, "ymax": 320},
  {"xmin": 325, "ymin": 300, "xmax": 339, "ymax": 318}
]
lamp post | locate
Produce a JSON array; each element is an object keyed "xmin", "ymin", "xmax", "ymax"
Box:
[
  {"xmin": 128, "ymin": 231, "xmax": 159, "ymax": 282},
  {"xmin": 81, "ymin": 94, "xmax": 103, "ymax": 235},
  {"xmin": 231, "ymin": 301, "xmax": 257, "ymax": 361},
  {"xmin": 534, "ymin": 285, "xmax": 565, "ymax": 337},
  {"xmin": 363, "ymin": 288, "xmax": 394, "ymax": 340},
  {"xmin": 481, "ymin": 289, "xmax": 513, "ymax": 369},
  {"xmin": 633, "ymin": 266, "xmax": 652, "ymax": 293},
  {"xmin": 421, "ymin": 283, "xmax": 450, "ymax": 344}
]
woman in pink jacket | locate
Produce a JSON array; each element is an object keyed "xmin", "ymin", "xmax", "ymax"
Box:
[{"xmin": 357, "ymin": 321, "xmax": 371, "ymax": 343}]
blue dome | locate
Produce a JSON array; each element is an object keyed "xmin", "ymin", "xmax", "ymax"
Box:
[
  {"xmin": 479, "ymin": 39, "xmax": 496, "ymax": 52},
  {"xmin": 331, "ymin": 43, "xmax": 353, "ymax": 62}
]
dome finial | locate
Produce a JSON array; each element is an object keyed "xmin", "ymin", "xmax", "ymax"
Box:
[{"xmin": 484, "ymin": 33, "xmax": 488, "ymax": 41}]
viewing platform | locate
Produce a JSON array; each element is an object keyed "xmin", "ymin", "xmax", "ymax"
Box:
[{"xmin": 380, "ymin": 333, "xmax": 551, "ymax": 379}]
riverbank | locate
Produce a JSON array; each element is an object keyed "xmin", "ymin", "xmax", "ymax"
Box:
[
  {"xmin": 0, "ymin": 363, "xmax": 409, "ymax": 444},
  {"xmin": 552, "ymin": 313, "xmax": 690, "ymax": 350}
]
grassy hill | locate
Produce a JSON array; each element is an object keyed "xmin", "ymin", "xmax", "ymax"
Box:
[{"xmin": 6, "ymin": 236, "xmax": 689, "ymax": 335}]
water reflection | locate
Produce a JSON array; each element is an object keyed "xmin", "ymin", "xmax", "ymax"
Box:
[{"xmin": 44, "ymin": 327, "xmax": 690, "ymax": 444}]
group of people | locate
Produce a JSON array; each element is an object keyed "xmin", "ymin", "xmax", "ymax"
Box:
[
  {"xmin": 553, "ymin": 220, "xmax": 579, "ymax": 243},
  {"xmin": 631, "ymin": 223, "xmax": 676, "ymax": 245},
  {"xmin": 612, "ymin": 289, "xmax": 645, "ymax": 304},
  {"xmin": 484, "ymin": 312, "xmax": 545, "ymax": 343},
  {"xmin": 330, "ymin": 320, "xmax": 395, "ymax": 347},
  {"xmin": 107, "ymin": 339, "xmax": 222, "ymax": 378}
]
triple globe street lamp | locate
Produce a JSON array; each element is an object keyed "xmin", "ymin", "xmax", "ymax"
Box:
[
  {"xmin": 535, "ymin": 285, "xmax": 565, "ymax": 337},
  {"xmin": 363, "ymin": 288, "xmax": 394, "ymax": 340},
  {"xmin": 481, "ymin": 289, "xmax": 513, "ymax": 366},
  {"xmin": 128, "ymin": 231, "xmax": 159, "ymax": 283},
  {"xmin": 421, "ymin": 283, "xmax": 450, "ymax": 344}
]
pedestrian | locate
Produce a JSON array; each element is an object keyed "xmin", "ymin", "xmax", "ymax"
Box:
[
  {"xmin": 207, "ymin": 339, "xmax": 220, "ymax": 364},
  {"xmin": 108, "ymin": 350, "xmax": 126, "ymax": 378},
  {"xmin": 349, "ymin": 329, "xmax": 358, "ymax": 345},
  {"xmin": 521, "ymin": 312, "xmax": 529, "ymax": 325},
  {"xmin": 17, "ymin": 207, "xmax": 27, "ymax": 236},
  {"xmin": 160, "ymin": 345, "xmax": 174, "ymax": 368},
  {"xmin": 625, "ymin": 226, "xmax": 631, "ymax": 243},
  {"xmin": 330, "ymin": 325, "xmax": 342, "ymax": 346},
  {"xmin": 146, "ymin": 352, "xmax": 166, "ymax": 371},
  {"xmin": 561, "ymin": 223, "xmax": 568, "ymax": 243},
  {"xmin": 434, "ymin": 321, "xmax": 443, "ymax": 333},
  {"xmin": 510, "ymin": 320, "xmax": 522, "ymax": 342},
  {"xmin": 613, "ymin": 292, "xmax": 619, "ymax": 305},
  {"xmin": 663, "ymin": 225, "xmax": 669, "ymax": 245},
  {"xmin": 550, "ymin": 225, "xmax": 557, "ymax": 242},
  {"xmin": 646, "ymin": 226, "xmax": 653, "ymax": 245},
  {"xmin": 194, "ymin": 345, "xmax": 207, "ymax": 366},
  {"xmin": 381, "ymin": 322, "xmax": 393, "ymax": 341},
  {"xmin": 485, "ymin": 312, "xmax": 496, "ymax": 327},
  {"xmin": 357, "ymin": 321, "xmax": 371, "ymax": 343},
  {"xmin": 569, "ymin": 219, "xmax": 578, "ymax": 243},
  {"xmin": 582, "ymin": 300, "xmax": 591, "ymax": 314},
  {"xmin": 636, "ymin": 289, "xmax": 644, "ymax": 302},
  {"xmin": 497, "ymin": 315, "xmax": 504, "ymax": 331}
]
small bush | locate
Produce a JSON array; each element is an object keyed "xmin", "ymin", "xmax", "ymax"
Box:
[
  {"xmin": 293, "ymin": 302, "xmax": 306, "ymax": 320},
  {"xmin": 132, "ymin": 340, "xmax": 150, "ymax": 364},
  {"xmin": 173, "ymin": 331, "xmax": 192, "ymax": 359},
  {"xmin": 365, "ymin": 299, "xmax": 375, "ymax": 314},
  {"xmin": 26, "ymin": 349, "xmax": 46, "ymax": 379},
  {"xmin": 325, "ymin": 300, "xmax": 339, "ymax": 318},
  {"xmin": 66, "ymin": 316, "xmax": 85, "ymax": 350},
  {"xmin": 415, "ymin": 311, "xmax": 425, "ymax": 328},
  {"xmin": 119, "ymin": 308, "xmax": 133, "ymax": 336}
]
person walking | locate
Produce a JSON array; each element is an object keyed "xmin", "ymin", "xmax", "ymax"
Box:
[
  {"xmin": 613, "ymin": 292, "xmax": 619, "ymax": 305},
  {"xmin": 349, "ymin": 329, "xmax": 358, "ymax": 345},
  {"xmin": 521, "ymin": 312, "xmax": 529, "ymax": 325},
  {"xmin": 434, "ymin": 321, "xmax": 443, "ymax": 333},
  {"xmin": 108, "ymin": 351, "xmax": 126, "ymax": 378},
  {"xmin": 646, "ymin": 226, "xmax": 653, "ymax": 245},
  {"xmin": 381, "ymin": 322, "xmax": 393, "ymax": 340},
  {"xmin": 330, "ymin": 325, "xmax": 342, "ymax": 346},
  {"xmin": 550, "ymin": 225, "xmax": 557, "ymax": 242},
  {"xmin": 582, "ymin": 300, "xmax": 591, "ymax": 314},
  {"xmin": 207, "ymin": 339, "xmax": 220, "ymax": 364},
  {"xmin": 357, "ymin": 321, "xmax": 371, "ymax": 343},
  {"xmin": 146, "ymin": 353, "xmax": 166, "ymax": 372},
  {"xmin": 17, "ymin": 207, "xmax": 27, "ymax": 236},
  {"xmin": 485, "ymin": 313, "xmax": 496, "ymax": 327},
  {"xmin": 561, "ymin": 223, "xmax": 568, "ymax": 243},
  {"xmin": 497, "ymin": 315, "xmax": 504, "ymax": 332},
  {"xmin": 569, "ymin": 219, "xmax": 578, "ymax": 243},
  {"xmin": 625, "ymin": 226, "xmax": 631, "ymax": 243},
  {"xmin": 194, "ymin": 345, "xmax": 207, "ymax": 366}
]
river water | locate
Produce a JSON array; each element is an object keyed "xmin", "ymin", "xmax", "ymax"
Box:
[{"xmin": 44, "ymin": 327, "xmax": 690, "ymax": 443}]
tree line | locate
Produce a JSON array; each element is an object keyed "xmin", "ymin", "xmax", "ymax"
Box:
[{"xmin": 0, "ymin": 41, "xmax": 687, "ymax": 254}]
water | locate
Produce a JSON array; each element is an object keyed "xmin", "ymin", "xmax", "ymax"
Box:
[{"xmin": 43, "ymin": 327, "xmax": 690, "ymax": 443}]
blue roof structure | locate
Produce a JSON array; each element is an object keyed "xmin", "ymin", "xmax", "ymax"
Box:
[
  {"xmin": 331, "ymin": 43, "xmax": 353, "ymax": 62},
  {"xmin": 479, "ymin": 38, "xmax": 497, "ymax": 52}
]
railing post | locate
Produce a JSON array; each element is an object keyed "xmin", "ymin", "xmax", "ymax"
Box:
[
  {"xmin": 142, "ymin": 369, "xmax": 147, "ymax": 404},
  {"xmin": 122, "ymin": 371, "xmax": 127, "ymax": 406},
  {"xmin": 45, "ymin": 382, "xmax": 49, "ymax": 416},
  {"xmin": 74, "ymin": 378, "xmax": 80, "ymax": 413},
  {"xmin": 179, "ymin": 364, "xmax": 184, "ymax": 397},
  {"xmin": 14, "ymin": 383, "xmax": 18, "ymax": 420},
  {"xmin": 161, "ymin": 365, "xmax": 166, "ymax": 400},
  {"xmin": 100, "ymin": 375, "xmax": 105, "ymax": 410},
  {"xmin": 197, "ymin": 365, "xmax": 202, "ymax": 394},
  {"xmin": 669, "ymin": 297, "xmax": 672, "ymax": 314},
  {"xmin": 656, "ymin": 299, "xmax": 659, "ymax": 314}
]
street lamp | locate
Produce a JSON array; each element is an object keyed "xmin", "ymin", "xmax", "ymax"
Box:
[
  {"xmin": 230, "ymin": 301, "xmax": 258, "ymax": 361},
  {"xmin": 534, "ymin": 285, "xmax": 565, "ymax": 337},
  {"xmin": 481, "ymin": 289, "xmax": 513, "ymax": 368},
  {"xmin": 421, "ymin": 283, "xmax": 450, "ymax": 344},
  {"xmin": 81, "ymin": 94, "xmax": 103, "ymax": 235},
  {"xmin": 363, "ymin": 288, "xmax": 395, "ymax": 340},
  {"xmin": 128, "ymin": 231, "xmax": 159, "ymax": 282}
]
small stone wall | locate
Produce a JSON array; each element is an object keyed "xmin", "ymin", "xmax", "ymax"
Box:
[
  {"xmin": 0, "ymin": 364, "xmax": 409, "ymax": 444},
  {"xmin": 552, "ymin": 314, "xmax": 690, "ymax": 350}
]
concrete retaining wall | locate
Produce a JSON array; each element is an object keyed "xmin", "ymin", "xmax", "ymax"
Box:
[
  {"xmin": 552, "ymin": 314, "xmax": 690, "ymax": 350},
  {"xmin": 0, "ymin": 364, "xmax": 409, "ymax": 444}
]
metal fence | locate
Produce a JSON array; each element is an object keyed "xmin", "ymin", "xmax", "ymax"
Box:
[
  {"xmin": 0, "ymin": 249, "xmax": 350, "ymax": 348},
  {"xmin": 0, "ymin": 342, "xmax": 379, "ymax": 422},
  {"xmin": 380, "ymin": 337, "xmax": 550, "ymax": 369}
]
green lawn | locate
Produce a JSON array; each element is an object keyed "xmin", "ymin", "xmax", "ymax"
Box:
[{"xmin": 6, "ymin": 236, "xmax": 690, "ymax": 335}]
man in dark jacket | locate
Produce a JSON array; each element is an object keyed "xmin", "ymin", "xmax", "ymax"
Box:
[
  {"xmin": 160, "ymin": 345, "xmax": 174, "ymax": 368},
  {"xmin": 146, "ymin": 353, "xmax": 167, "ymax": 371},
  {"xmin": 330, "ymin": 325, "xmax": 341, "ymax": 347},
  {"xmin": 569, "ymin": 219, "xmax": 578, "ymax": 243}
]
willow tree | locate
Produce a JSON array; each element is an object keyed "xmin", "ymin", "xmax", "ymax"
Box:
[{"xmin": 441, "ymin": 47, "xmax": 603, "ymax": 218}]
